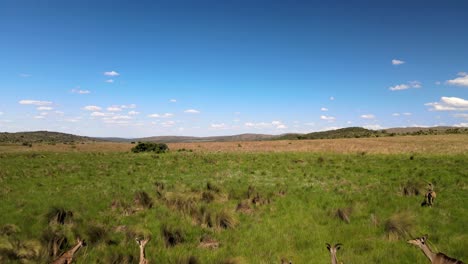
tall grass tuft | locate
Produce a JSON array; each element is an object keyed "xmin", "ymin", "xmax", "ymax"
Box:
[
  {"xmin": 215, "ymin": 209, "xmax": 238, "ymax": 229},
  {"xmin": 40, "ymin": 228, "xmax": 69, "ymax": 258},
  {"xmin": 335, "ymin": 208, "xmax": 352, "ymax": 223},
  {"xmin": 385, "ymin": 212, "xmax": 415, "ymax": 240},
  {"xmin": 85, "ymin": 224, "xmax": 108, "ymax": 245},
  {"xmin": 134, "ymin": 191, "xmax": 153, "ymax": 209},
  {"xmin": 401, "ymin": 180, "xmax": 424, "ymax": 196},
  {"xmin": 45, "ymin": 207, "xmax": 73, "ymax": 225},
  {"xmin": 161, "ymin": 224, "xmax": 185, "ymax": 247}
]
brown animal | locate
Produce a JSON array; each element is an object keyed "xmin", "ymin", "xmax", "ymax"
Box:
[
  {"xmin": 136, "ymin": 237, "xmax": 150, "ymax": 264},
  {"xmin": 407, "ymin": 236, "xmax": 464, "ymax": 264},
  {"xmin": 280, "ymin": 257, "xmax": 292, "ymax": 264},
  {"xmin": 51, "ymin": 238, "xmax": 86, "ymax": 264},
  {"xmin": 326, "ymin": 243, "xmax": 342, "ymax": 264},
  {"xmin": 422, "ymin": 184, "xmax": 437, "ymax": 207}
]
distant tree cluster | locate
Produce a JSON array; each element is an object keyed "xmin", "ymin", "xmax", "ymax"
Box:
[{"xmin": 131, "ymin": 142, "xmax": 169, "ymax": 153}]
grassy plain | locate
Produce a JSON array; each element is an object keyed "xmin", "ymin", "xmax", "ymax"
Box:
[{"xmin": 0, "ymin": 135, "xmax": 467, "ymax": 263}]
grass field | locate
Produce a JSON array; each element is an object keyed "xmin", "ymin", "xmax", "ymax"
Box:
[{"xmin": 0, "ymin": 135, "xmax": 467, "ymax": 263}]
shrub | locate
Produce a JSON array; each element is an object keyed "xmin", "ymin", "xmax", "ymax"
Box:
[{"xmin": 131, "ymin": 142, "xmax": 169, "ymax": 153}]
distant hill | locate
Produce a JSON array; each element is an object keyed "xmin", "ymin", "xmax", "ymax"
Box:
[
  {"xmin": 135, "ymin": 133, "xmax": 276, "ymax": 143},
  {"xmin": 278, "ymin": 127, "xmax": 385, "ymax": 140},
  {"xmin": 383, "ymin": 126, "xmax": 459, "ymax": 134},
  {"xmin": 2, "ymin": 127, "xmax": 466, "ymax": 145},
  {"xmin": 0, "ymin": 131, "xmax": 94, "ymax": 144}
]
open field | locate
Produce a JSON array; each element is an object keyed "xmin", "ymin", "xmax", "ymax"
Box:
[
  {"xmin": 0, "ymin": 134, "xmax": 467, "ymax": 154},
  {"xmin": 0, "ymin": 136, "xmax": 467, "ymax": 263}
]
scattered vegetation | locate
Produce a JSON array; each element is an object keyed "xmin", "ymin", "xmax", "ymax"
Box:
[
  {"xmin": 0, "ymin": 145, "xmax": 466, "ymax": 263},
  {"xmin": 131, "ymin": 142, "xmax": 169, "ymax": 153}
]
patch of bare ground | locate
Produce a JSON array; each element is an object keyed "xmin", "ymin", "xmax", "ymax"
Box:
[{"xmin": 0, "ymin": 134, "xmax": 466, "ymax": 154}]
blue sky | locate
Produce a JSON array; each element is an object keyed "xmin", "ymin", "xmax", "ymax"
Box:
[{"xmin": 1, "ymin": 0, "xmax": 467, "ymax": 137}]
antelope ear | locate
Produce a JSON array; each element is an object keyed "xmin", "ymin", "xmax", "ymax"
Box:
[
  {"xmin": 326, "ymin": 243, "xmax": 331, "ymax": 250},
  {"xmin": 335, "ymin": 243, "xmax": 342, "ymax": 250}
]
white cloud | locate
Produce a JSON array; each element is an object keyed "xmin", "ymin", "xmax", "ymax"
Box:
[
  {"xmin": 19, "ymin": 100, "xmax": 52, "ymax": 106},
  {"xmin": 170, "ymin": 99, "xmax": 177, "ymax": 103},
  {"xmin": 91, "ymin": 112, "xmax": 105, "ymax": 117},
  {"xmin": 105, "ymin": 79, "xmax": 114, "ymax": 83},
  {"xmin": 435, "ymin": 81, "xmax": 441, "ymax": 85},
  {"xmin": 403, "ymin": 112, "xmax": 412, "ymax": 116},
  {"xmin": 211, "ymin": 123, "xmax": 227, "ymax": 129},
  {"xmin": 121, "ymin": 104, "xmax": 136, "ymax": 109},
  {"xmin": 329, "ymin": 96, "xmax": 335, "ymax": 101},
  {"xmin": 184, "ymin": 109, "xmax": 200, "ymax": 114},
  {"xmin": 19, "ymin": 73, "xmax": 31, "ymax": 78},
  {"xmin": 392, "ymin": 113, "xmax": 400, "ymax": 116},
  {"xmin": 112, "ymin": 115, "xmax": 131, "ymax": 120},
  {"xmin": 128, "ymin": 111, "xmax": 140, "ymax": 115},
  {"xmin": 71, "ymin": 89, "xmax": 91, "ymax": 94},
  {"xmin": 364, "ymin": 124, "xmax": 384, "ymax": 130},
  {"xmin": 392, "ymin": 59, "xmax": 405, "ymax": 65},
  {"xmin": 360, "ymin": 114, "xmax": 375, "ymax": 119},
  {"xmin": 320, "ymin": 115, "xmax": 335, "ymax": 121},
  {"xmin": 425, "ymin": 96, "xmax": 468, "ymax": 111},
  {"xmin": 446, "ymin": 72, "xmax": 468, "ymax": 87},
  {"xmin": 389, "ymin": 81, "xmax": 421, "ymax": 91},
  {"xmin": 64, "ymin": 117, "xmax": 81, "ymax": 123},
  {"xmin": 454, "ymin": 113, "xmax": 468, "ymax": 120},
  {"xmin": 454, "ymin": 123, "xmax": 468, "ymax": 127},
  {"xmin": 37, "ymin": 106, "xmax": 53, "ymax": 111},
  {"xmin": 34, "ymin": 116, "xmax": 45, "ymax": 119},
  {"xmin": 271, "ymin": 121, "xmax": 282, "ymax": 126},
  {"xmin": 107, "ymin": 106, "xmax": 122, "ymax": 112},
  {"xmin": 408, "ymin": 81, "xmax": 422, "ymax": 88},
  {"xmin": 148, "ymin": 113, "xmax": 173, "ymax": 118},
  {"xmin": 55, "ymin": 111, "xmax": 64, "ymax": 116},
  {"xmin": 272, "ymin": 121, "xmax": 287, "ymax": 129},
  {"xmin": 161, "ymin": 121, "xmax": 176, "ymax": 127},
  {"xmin": 104, "ymin": 71, "xmax": 120, "ymax": 76},
  {"xmin": 320, "ymin": 107, "xmax": 328, "ymax": 111},
  {"xmin": 83, "ymin": 105, "xmax": 102, "ymax": 111},
  {"xmin": 389, "ymin": 84, "xmax": 409, "ymax": 91},
  {"xmin": 90, "ymin": 111, "xmax": 113, "ymax": 117},
  {"xmin": 0, "ymin": 112, "xmax": 3, "ymax": 115},
  {"xmin": 104, "ymin": 120, "xmax": 129, "ymax": 125},
  {"xmin": 244, "ymin": 121, "xmax": 287, "ymax": 129}
]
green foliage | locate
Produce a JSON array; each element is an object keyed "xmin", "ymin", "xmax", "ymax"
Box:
[
  {"xmin": 279, "ymin": 127, "xmax": 387, "ymax": 140},
  {"xmin": 0, "ymin": 131, "xmax": 92, "ymax": 144},
  {"xmin": 0, "ymin": 151, "xmax": 466, "ymax": 263},
  {"xmin": 131, "ymin": 142, "xmax": 169, "ymax": 153}
]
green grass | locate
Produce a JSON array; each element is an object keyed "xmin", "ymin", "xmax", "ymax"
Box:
[{"xmin": 0, "ymin": 151, "xmax": 466, "ymax": 263}]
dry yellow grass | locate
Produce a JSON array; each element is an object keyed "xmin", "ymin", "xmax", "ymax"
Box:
[
  {"xmin": 173, "ymin": 134, "xmax": 468, "ymax": 154},
  {"xmin": 1, "ymin": 134, "xmax": 467, "ymax": 154}
]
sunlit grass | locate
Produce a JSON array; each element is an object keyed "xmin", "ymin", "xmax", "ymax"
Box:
[{"xmin": 0, "ymin": 150, "xmax": 466, "ymax": 263}]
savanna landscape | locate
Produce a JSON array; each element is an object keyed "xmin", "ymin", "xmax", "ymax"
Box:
[
  {"xmin": 2, "ymin": 1, "xmax": 468, "ymax": 263},
  {"xmin": 1, "ymin": 133, "xmax": 467, "ymax": 263}
]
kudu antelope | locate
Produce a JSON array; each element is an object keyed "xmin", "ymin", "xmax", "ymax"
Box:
[
  {"xmin": 422, "ymin": 183, "xmax": 437, "ymax": 207},
  {"xmin": 51, "ymin": 238, "xmax": 86, "ymax": 264},
  {"xmin": 407, "ymin": 236, "xmax": 464, "ymax": 264},
  {"xmin": 326, "ymin": 243, "xmax": 342, "ymax": 264},
  {"xmin": 136, "ymin": 236, "xmax": 150, "ymax": 264}
]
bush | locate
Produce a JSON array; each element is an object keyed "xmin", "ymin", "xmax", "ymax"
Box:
[{"xmin": 131, "ymin": 142, "xmax": 169, "ymax": 153}]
